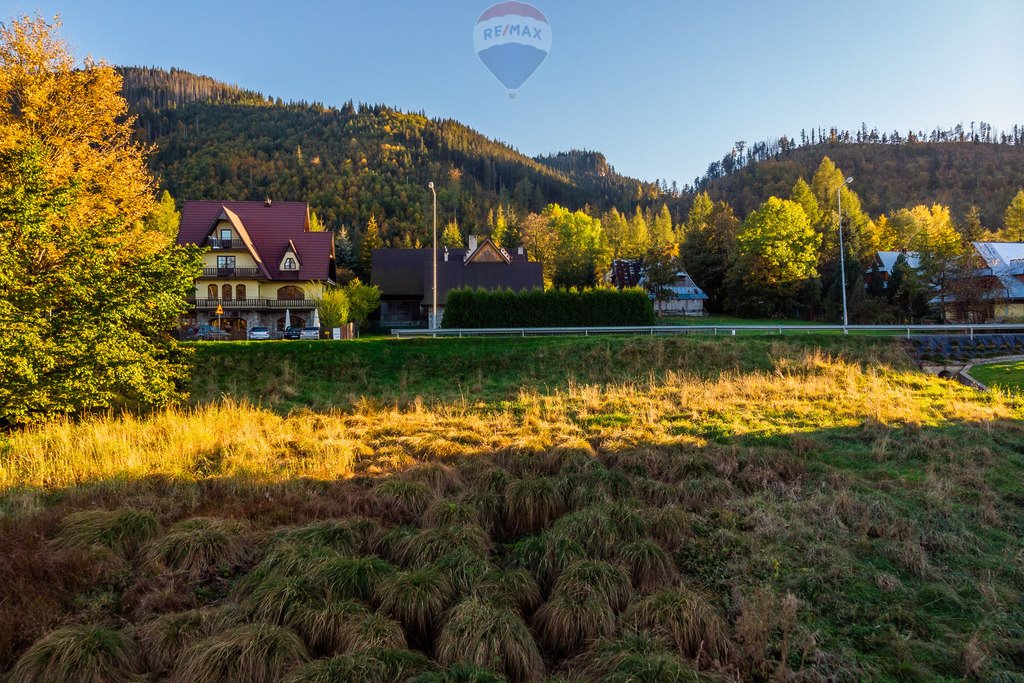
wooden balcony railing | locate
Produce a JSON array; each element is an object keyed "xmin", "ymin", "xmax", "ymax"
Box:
[
  {"xmin": 200, "ymin": 267, "xmax": 262, "ymax": 278},
  {"xmin": 187, "ymin": 298, "xmax": 315, "ymax": 310}
]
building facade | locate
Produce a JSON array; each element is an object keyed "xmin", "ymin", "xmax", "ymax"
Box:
[
  {"xmin": 371, "ymin": 236, "xmax": 544, "ymax": 327},
  {"xmin": 605, "ymin": 259, "xmax": 708, "ymax": 316},
  {"xmin": 176, "ymin": 200, "xmax": 336, "ymax": 335}
]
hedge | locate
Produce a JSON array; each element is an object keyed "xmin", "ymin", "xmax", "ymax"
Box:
[{"xmin": 441, "ymin": 287, "xmax": 656, "ymax": 328}]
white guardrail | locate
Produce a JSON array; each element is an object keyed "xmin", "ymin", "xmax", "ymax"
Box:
[{"xmin": 392, "ymin": 324, "xmax": 1024, "ymax": 339}]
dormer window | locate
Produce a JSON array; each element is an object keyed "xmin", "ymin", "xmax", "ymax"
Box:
[
  {"xmin": 284, "ymin": 257, "xmax": 297, "ymax": 270},
  {"xmin": 220, "ymin": 228, "xmax": 231, "ymax": 241}
]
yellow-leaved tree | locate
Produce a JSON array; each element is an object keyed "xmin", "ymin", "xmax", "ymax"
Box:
[{"xmin": 0, "ymin": 15, "xmax": 202, "ymax": 425}]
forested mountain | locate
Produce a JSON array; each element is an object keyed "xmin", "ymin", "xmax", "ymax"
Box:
[
  {"xmin": 697, "ymin": 134, "xmax": 1024, "ymax": 228},
  {"xmin": 118, "ymin": 67, "xmax": 655, "ymax": 243}
]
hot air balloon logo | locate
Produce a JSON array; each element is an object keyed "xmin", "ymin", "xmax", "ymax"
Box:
[{"xmin": 473, "ymin": 2, "xmax": 551, "ymax": 99}]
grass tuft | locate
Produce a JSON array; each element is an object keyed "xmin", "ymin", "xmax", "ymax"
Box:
[
  {"xmin": 615, "ymin": 539, "xmax": 680, "ymax": 593},
  {"xmin": 372, "ymin": 479, "xmax": 436, "ymax": 523},
  {"xmin": 532, "ymin": 588, "xmax": 615, "ymax": 657},
  {"xmin": 53, "ymin": 508, "xmax": 160, "ymax": 561},
  {"xmin": 283, "ymin": 647, "xmax": 432, "ymax": 683},
  {"xmin": 473, "ymin": 568, "xmax": 541, "ymax": 615},
  {"xmin": 169, "ymin": 622, "xmax": 309, "ymax": 683},
  {"xmin": 376, "ymin": 567, "xmax": 455, "ymax": 645},
  {"xmin": 437, "ymin": 597, "xmax": 544, "ymax": 682},
  {"xmin": 568, "ymin": 630, "xmax": 706, "ymax": 682},
  {"xmin": 146, "ymin": 517, "xmax": 249, "ymax": 578},
  {"xmin": 622, "ymin": 588, "xmax": 731, "ymax": 663},
  {"xmin": 553, "ymin": 559, "xmax": 633, "ymax": 611},
  {"xmin": 8, "ymin": 624, "xmax": 139, "ymax": 683},
  {"xmin": 504, "ymin": 476, "xmax": 565, "ymax": 535},
  {"xmin": 308, "ymin": 554, "xmax": 396, "ymax": 603}
]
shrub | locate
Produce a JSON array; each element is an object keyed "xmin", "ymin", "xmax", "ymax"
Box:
[
  {"xmin": 9, "ymin": 624, "xmax": 139, "ymax": 683},
  {"xmin": 146, "ymin": 517, "xmax": 249, "ymax": 578},
  {"xmin": 504, "ymin": 476, "xmax": 565, "ymax": 535},
  {"xmin": 442, "ymin": 287, "xmax": 656, "ymax": 328},
  {"xmin": 170, "ymin": 623, "xmax": 309, "ymax": 683},
  {"xmin": 437, "ymin": 597, "xmax": 543, "ymax": 682},
  {"xmin": 53, "ymin": 508, "xmax": 160, "ymax": 560},
  {"xmin": 621, "ymin": 588, "xmax": 731, "ymax": 662}
]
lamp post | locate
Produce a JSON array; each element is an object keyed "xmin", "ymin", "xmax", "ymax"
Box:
[
  {"xmin": 428, "ymin": 182, "xmax": 437, "ymax": 329},
  {"xmin": 838, "ymin": 176, "xmax": 854, "ymax": 331}
]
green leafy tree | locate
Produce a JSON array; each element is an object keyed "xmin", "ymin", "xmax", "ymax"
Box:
[
  {"xmin": 315, "ymin": 287, "xmax": 350, "ymax": 329},
  {"xmin": 543, "ymin": 204, "xmax": 606, "ymax": 287},
  {"xmin": 142, "ymin": 190, "xmax": 180, "ymax": 238},
  {"xmin": 0, "ymin": 18, "xmax": 202, "ymax": 425},
  {"xmin": 726, "ymin": 197, "xmax": 820, "ymax": 318},
  {"xmin": 600, "ymin": 207, "xmax": 630, "ymax": 259},
  {"xmin": 344, "ymin": 277, "xmax": 381, "ymax": 333},
  {"xmin": 441, "ymin": 220, "xmax": 464, "ymax": 248},
  {"xmin": 681, "ymin": 195, "xmax": 739, "ymax": 312},
  {"xmin": 789, "ymin": 178, "xmax": 821, "ymax": 228},
  {"xmin": 0, "ymin": 144, "xmax": 202, "ymax": 425},
  {"xmin": 623, "ymin": 206, "xmax": 649, "ymax": 259}
]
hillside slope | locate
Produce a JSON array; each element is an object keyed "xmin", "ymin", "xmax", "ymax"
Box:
[
  {"xmin": 119, "ymin": 67, "xmax": 656, "ymax": 240},
  {"xmin": 698, "ymin": 141, "xmax": 1024, "ymax": 225}
]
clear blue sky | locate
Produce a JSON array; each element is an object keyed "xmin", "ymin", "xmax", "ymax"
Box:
[{"xmin": 3, "ymin": 0, "xmax": 1022, "ymax": 184}]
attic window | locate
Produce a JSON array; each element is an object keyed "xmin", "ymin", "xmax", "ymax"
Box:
[{"xmin": 284, "ymin": 257, "xmax": 297, "ymax": 270}]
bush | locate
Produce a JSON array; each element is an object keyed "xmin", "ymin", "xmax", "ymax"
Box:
[
  {"xmin": 9, "ymin": 624, "xmax": 139, "ymax": 683},
  {"xmin": 436, "ymin": 597, "xmax": 543, "ymax": 682},
  {"xmin": 170, "ymin": 623, "xmax": 309, "ymax": 682},
  {"xmin": 441, "ymin": 287, "xmax": 656, "ymax": 328}
]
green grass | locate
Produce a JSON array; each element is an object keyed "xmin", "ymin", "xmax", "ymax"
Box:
[
  {"xmin": 968, "ymin": 359, "xmax": 1024, "ymax": 392},
  {"xmin": 2, "ymin": 335, "xmax": 1023, "ymax": 680}
]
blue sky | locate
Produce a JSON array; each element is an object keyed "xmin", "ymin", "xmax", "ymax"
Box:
[{"xmin": 3, "ymin": 0, "xmax": 1022, "ymax": 184}]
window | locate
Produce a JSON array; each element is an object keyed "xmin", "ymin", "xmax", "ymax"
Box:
[
  {"xmin": 236, "ymin": 284, "xmax": 246, "ymax": 300},
  {"xmin": 222, "ymin": 284, "xmax": 232, "ymax": 300},
  {"xmin": 277, "ymin": 285, "xmax": 305, "ymax": 300},
  {"xmin": 207, "ymin": 284, "xmax": 217, "ymax": 300},
  {"xmin": 217, "ymin": 255, "xmax": 236, "ymax": 271},
  {"xmin": 220, "ymin": 228, "xmax": 231, "ymax": 241},
  {"xmin": 284, "ymin": 257, "xmax": 296, "ymax": 270}
]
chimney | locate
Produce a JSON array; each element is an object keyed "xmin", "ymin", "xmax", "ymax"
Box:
[
  {"xmin": 517, "ymin": 246, "xmax": 524, "ymax": 256},
  {"xmin": 444, "ymin": 248, "xmax": 449, "ymax": 262},
  {"xmin": 468, "ymin": 235, "xmax": 478, "ymax": 252},
  {"xmin": 264, "ymin": 198, "xmax": 273, "ymax": 207}
]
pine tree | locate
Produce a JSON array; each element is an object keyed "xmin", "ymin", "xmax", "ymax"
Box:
[
  {"xmin": 359, "ymin": 215, "xmax": 383, "ymax": 278},
  {"xmin": 958, "ymin": 205, "xmax": 986, "ymax": 244},
  {"xmin": 1004, "ymin": 189, "xmax": 1024, "ymax": 242},
  {"xmin": 308, "ymin": 210, "xmax": 326, "ymax": 232},
  {"xmin": 491, "ymin": 205, "xmax": 508, "ymax": 246},
  {"xmin": 335, "ymin": 225, "xmax": 357, "ymax": 270},
  {"xmin": 441, "ymin": 220, "xmax": 463, "ymax": 248},
  {"xmin": 625, "ymin": 206, "xmax": 649, "ymax": 259}
]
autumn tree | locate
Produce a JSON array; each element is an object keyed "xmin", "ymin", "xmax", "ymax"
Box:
[
  {"xmin": 0, "ymin": 15, "xmax": 202, "ymax": 424},
  {"xmin": 681, "ymin": 193, "xmax": 739, "ymax": 312},
  {"xmin": 358, "ymin": 214, "xmax": 383, "ymax": 277},
  {"xmin": 142, "ymin": 190, "xmax": 180, "ymax": 238},
  {"xmin": 441, "ymin": 220, "xmax": 464, "ymax": 248},
  {"xmin": 601, "ymin": 207, "xmax": 630, "ymax": 259},
  {"xmin": 1002, "ymin": 189, "xmax": 1024, "ymax": 241},
  {"xmin": 726, "ymin": 197, "xmax": 820, "ymax": 318},
  {"xmin": 644, "ymin": 205, "xmax": 681, "ymax": 314}
]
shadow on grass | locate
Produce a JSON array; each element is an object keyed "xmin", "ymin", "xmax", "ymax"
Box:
[{"xmin": 2, "ymin": 416, "xmax": 1023, "ymax": 680}]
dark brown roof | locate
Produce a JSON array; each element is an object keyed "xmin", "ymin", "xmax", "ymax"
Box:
[
  {"xmin": 370, "ymin": 247, "xmax": 542, "ymax": 303},
  {"xmin": 177, "ymin": 200, "xmax": 334, "ymax": 281}
]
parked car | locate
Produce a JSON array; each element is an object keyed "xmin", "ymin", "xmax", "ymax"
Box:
[
  {"xmin": 300, "ymin": 326, "xmax": 321, "ymax": 340},
  {"xmin": 284, "ymin": 326, "xmax": 303, "ymax": 340},
  {"xmin": 195, "ymin": 324, "xmax": 230, "ymax": 341},
  {"xmin": 248, "ymin": 326, "xmax": 271, "ymax": 340}
]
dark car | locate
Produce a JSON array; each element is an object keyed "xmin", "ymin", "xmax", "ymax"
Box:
[
  {"xmin": 195, "ymin": 324, "xmax": 230, "ymax": 341},
  {"xmin": 283, "ymin": 326, "xmax": 303, "ymax": 340}
]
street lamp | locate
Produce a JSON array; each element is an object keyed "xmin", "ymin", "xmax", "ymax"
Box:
[
  {"xmin": 838, "ymin": 176, "xmax": 854, "ymax": 330},
  {"xmin": 428, "ymin": 182, "xmax": 437, "ymax": 329}
]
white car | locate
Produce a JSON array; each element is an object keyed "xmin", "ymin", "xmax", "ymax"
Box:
[
  {"xmin": 300, "ymin": 327, "xmax": 321, "ymax": 340},
  {"xmin": 248, "ymin": 326, "xmax": 271, "ymax": 340}
]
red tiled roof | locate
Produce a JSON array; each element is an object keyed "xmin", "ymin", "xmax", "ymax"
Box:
[{"xmin": 177, "ymin": 200, "xmax": 334, "ymax": 281}]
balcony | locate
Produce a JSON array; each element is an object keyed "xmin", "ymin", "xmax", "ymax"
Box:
[
  {"xmin": 200, "ymin": 267, "xmax": 262, "ymax": 278},
  {"xmin": 206, "ymin": 237, "xmax": 238, "ymax": 249},
  {"xmin": 188, "ymin": 298, "xmax": 316, "ymax": 310}
]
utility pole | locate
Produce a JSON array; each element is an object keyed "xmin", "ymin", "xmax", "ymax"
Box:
[
  {"xmin": 838, "ymin": 177, "xmax": 853, "ymax": 331},
  {"xmin": 429, "ymin": 182, "xmax": 437, "ymax": 329}
]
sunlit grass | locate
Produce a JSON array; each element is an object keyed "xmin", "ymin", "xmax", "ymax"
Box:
[{"xmin": 1, "ymin": 338, "xmax": 1023, "ymax": 679}]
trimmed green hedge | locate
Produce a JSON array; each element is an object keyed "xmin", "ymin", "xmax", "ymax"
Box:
[{"xmin": 441, "ymin": 288, "xmax": 656, "ymax": 328}]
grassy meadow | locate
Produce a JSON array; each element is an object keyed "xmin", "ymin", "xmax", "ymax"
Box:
[
  {"xmin": 1, "ymin": 335, "xmax": 1023, "ymax": 681},
  {"xmin": 970, "ymin": 359, "xmax": 1024, "ymax": 393}
]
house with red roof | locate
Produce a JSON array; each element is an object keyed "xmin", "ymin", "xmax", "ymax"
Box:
[{"xmin": 176, "ymin": 199, "xmax": 336, "ymax": 335}]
